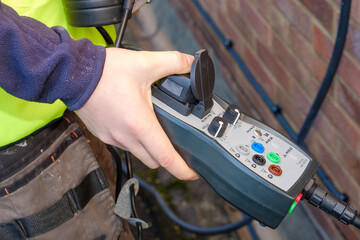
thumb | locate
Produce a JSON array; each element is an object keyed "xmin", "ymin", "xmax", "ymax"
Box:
[{"xmin": 142, "ymin": 51, "xmax": 194, "ymax": 82}]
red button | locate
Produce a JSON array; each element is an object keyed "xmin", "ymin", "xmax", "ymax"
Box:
[{"xmin": 268, "ymin": 165, "xmax": 282, "ymax": 176}]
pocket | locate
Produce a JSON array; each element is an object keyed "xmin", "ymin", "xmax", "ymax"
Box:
[{"xmin": 0, "ymin": 116, "xmax": 122, "ymax": 239}]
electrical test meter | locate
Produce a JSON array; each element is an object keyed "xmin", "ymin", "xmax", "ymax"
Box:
[{"xmin": 152, "ymin": 49, "xmax": 319, "ymax": 228}]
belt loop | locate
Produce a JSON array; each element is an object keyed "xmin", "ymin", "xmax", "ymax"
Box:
[
  {"xmin": 95, "ymin": 168, "xmax": 109, "ymax": 189},
  {"xmin": 66, "ymin": 190, "xmax": 80, "ymax": 213},
  {"xmin": 14, "ymin": 220, "xmax": 28, "ymax": 239}
]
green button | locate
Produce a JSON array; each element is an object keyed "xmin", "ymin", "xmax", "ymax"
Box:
[{"xmin": 267, "ymin": 152, "xmax": 280, "ymax": 163}]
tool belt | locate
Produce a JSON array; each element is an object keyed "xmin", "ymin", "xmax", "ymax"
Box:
[{"xmin": 0, "ymin": 114, "xmax": 122, "ymax": 239}]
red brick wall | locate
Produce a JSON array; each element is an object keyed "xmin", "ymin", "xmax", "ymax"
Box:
[{"xmin": 170, "ymin": 0, "xmax": 360, "ymax": 238}]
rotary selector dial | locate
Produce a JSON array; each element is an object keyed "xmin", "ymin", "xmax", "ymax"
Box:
[
  {"xmin": 223, "ymin": 104, "xmax": 241, "ymax": 125},
  {"xmin": 208, "ymin": 117, "xmax": 228, "ymax": 138}
]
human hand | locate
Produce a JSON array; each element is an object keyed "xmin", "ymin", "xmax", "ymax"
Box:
[{"xmin": 76, "ymin": 48, "xmax": 199, "ymax": 180}]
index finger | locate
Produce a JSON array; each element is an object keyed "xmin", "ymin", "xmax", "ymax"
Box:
[{"xmin": 138, "ymin": 109, "xmax": 199, "ymax": 180}]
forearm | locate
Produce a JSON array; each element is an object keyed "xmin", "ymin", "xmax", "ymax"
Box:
[{"xmin": 0, "ymin": 1, "xmax": 105, "ymax": 110}]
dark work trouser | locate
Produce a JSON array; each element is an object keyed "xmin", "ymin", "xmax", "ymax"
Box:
[{"xmin": 0, "ymin": 114, "xmax": 123, "ymax": 239}]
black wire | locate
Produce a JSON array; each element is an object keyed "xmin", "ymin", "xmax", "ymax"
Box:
[
  {"xmin": 125, "ymin": 151, "xmax": 138, "ymax": 218},
  {"xmin": 114, "ymin": 10, "xmax": 131, "ymax": 48},
  {"xmin": 125, "ymin": 151, "xmax": 140, "ymax": 219},
  {"xmin": 96, "ymin": 26, "xmax": 114, "ymax": 46},
  {"xmin": 303, "ymin": 180, "xmax": 360, "ymax": 229},
  {"xmin": 125, "ymin": 151, "xmax": 133, "ymax": 178},
  {"xmin": 125, "ymin": 151, "xmax": 143, "ymax": 240},
  {"xmin": 119, "ymin": 157, "xmax": 254, "ymax": 236},
  {"xmin": 113, "ymin": 149, "xmax": 253, "ymax": 237},
  {"xmin": 296, "ymin": 0, "xmax": 351, "ymax": 145},
  {"xmin": 106, "ymin": 144, "xmax": 123, "ymax": 201},
  {"xmin": 134, "ymin": 171, "xmax": 254, "ymax": 235},
  {"xmin": 353, "ymin": 215, "xmax": 360, "ymax": 229},
  {"xmin": 136, "ymin": 224, "xmax": 143, "ymax": 240},
  {"xmin": 114, "ymin": 0, "xmax": 135, "ymax": 48}
]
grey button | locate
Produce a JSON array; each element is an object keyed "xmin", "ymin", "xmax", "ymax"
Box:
[{"xmin": 236, "ymin": 145, "xmax": 250, "ymax": 155}]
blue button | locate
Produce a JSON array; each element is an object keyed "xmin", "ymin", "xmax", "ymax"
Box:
[{"xmin": 251, "ymin": 142, "xmax": 265, "ymax": 153}]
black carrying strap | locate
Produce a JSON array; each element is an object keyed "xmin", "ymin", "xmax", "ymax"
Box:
[{"xmin": 0, "ymin": 168, "xmax": 109, "ymax": 239}]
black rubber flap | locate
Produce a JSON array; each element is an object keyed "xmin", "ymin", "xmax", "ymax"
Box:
[{"xmin": 190, "ymin": 49, "xmax": 215, "ymax": 101}]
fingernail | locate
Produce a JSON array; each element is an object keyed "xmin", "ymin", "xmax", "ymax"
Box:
[
  {"xmin": 190, "ymin": 172, "xmax": 200, "ymax": 181},
  {"xmin": 190, "ymin": 176, "xmax": 199, "ymax": 181}
]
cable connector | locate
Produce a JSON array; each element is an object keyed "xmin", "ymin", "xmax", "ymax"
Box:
[{"xmin": 303, "ymin": 179, "xmax": 360, "ymax": 229}]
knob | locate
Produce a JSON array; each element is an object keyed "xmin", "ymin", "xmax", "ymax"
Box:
[
  {"xmin": 208, "ymin": 117, "xmax": 228, "ymax": 138},
  {"xmin": 223, "ymin": 104, "xmax": 241, "ymax": 124}
]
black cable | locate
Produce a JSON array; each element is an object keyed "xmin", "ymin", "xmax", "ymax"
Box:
[
  {"xmin": 353, "ymin": 215, "xmax": 360, "ymax": 228},
  {"xmin": 125, "ymin": 151, "xmax": 143, "ymax": 240},
  {"xmin": 114, "ymin": 0, "xmax": 135, "ymax": 48},
  {"xmin": 131, "ymin": 169, "xmax": 253, "ymax": 235},
  {"xmin": 105, "ymin": 144, "xmax": 123, "ymax": 201},
  {"xmin": 125, "ymin": 151, "xmax": 133, "ymax": 179},
  {"xmin": 296, "ymin": 0, "xmax": 352, "ymax": 145},
  {"xmin": 136, "ymin": 225, "xmax": 142, "ymax": 240},
  {"xmin": 118, "ymin": 159, "xmax": 254, "ymax": 236},
  {"xmin": 96, "ymin": 26, "xmax": 114, "ymax": 46},
  {"xmin": 303, "ymin": 179, "xmax": 360, "ymax": 229}
]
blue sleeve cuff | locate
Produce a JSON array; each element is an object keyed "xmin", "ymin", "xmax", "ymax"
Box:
[{"xmin": 65, "ymin": 46, "xmax": 106, "ymax": 111}]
